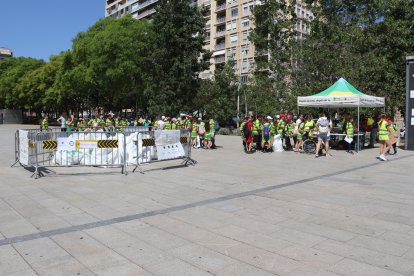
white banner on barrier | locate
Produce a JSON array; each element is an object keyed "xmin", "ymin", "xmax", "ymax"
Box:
[
  {"xmin": 156, "ymin": 143, "xmax": 185, "ymax": 161},
  {"xmin": 57, "ymin": 137, "xmax": 76, "ymax": 151},
  {"xmin": 154, "ymin": 130, "xmax": 181, "ymax": 146},
  {"xmin": 19, "ymin": 130, "xmax": 29, "ymax": 166},
  {"xmin": 154, "ymin": 130, "xmax": 185, "ymax": 160}
]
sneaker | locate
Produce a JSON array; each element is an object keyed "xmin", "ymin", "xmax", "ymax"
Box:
[
  {"xmin": 315, "ymin": 155, "xmax": 319, "ymax": 158},
  {"xmin": 379, "ymin": 155, "xmax": 387, "ymax": 161}
]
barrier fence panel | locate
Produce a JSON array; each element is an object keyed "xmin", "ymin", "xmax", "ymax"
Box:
[
  {"xmin": 13, "ymin": 128, "xmax": 196, "ymax": 178},
  {"xmin": 15, "ymin": 130, "xmax": 126, "ymax": 178},
  {"xmin": 131, "ymin": 129, "xmax": 196, "ymax": 173}
]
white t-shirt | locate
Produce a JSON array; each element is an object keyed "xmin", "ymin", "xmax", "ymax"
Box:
[
  {"xmin": 157, "ymin": 120, "xmax": 165, "ymax": 130},
  {"xmin": 317, "ymin": 116, "xmax": 332, "ymax": 134},
  {"xmin": 58, "ymin": 116, "xmax": 67, "ymax": 128},
  {"xmin": 295, "ymin": 118, "xmax": 302, "ymax": 131}
]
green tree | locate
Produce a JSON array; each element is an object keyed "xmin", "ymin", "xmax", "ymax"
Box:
[
  {"xmin": 71, "ymin": 15, "xmax": 153, "ymax": 112},
  {"xmin": 195, "ymin": 61, "xmax": 238, "ymax": 122},
  {"xmin": 297, "ymin": 0, "xmax": 414, "ymax": 114},
  {"xmin": 249, "ymin": 0, "xmax": 299, "ymax": 112},
  {"xmin": 146, "ymin": 0, "xmax": 211, "ymax": 115},
  {"xmin": 0, "ymin": 57, "xmax": 44, "ymax": 109}
]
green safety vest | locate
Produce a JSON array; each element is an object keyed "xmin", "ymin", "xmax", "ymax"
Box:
[
  {"xmin": 164, "ymin": 122, "xmax": 171, "ymax": 130},
  {"xmin": 304, "ymin": 121, "xmax": 314, "ymax": 132},
  {"xmin": 378, "ymin": 120, "xmax": 389, "ymax": 140},
  {"xmin": 252, "ymin": 120, "xmax": 262, "ymax": 135},
  {"xmin": 41, "ymin": 119, "xmax": 49, "ymax": 130},
  {"xmin": 346, "ymin": 122, "xmax": 354, "ymax": 137}
]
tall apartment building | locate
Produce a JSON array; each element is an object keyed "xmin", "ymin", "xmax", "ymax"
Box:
[
  {"xmin": 0, "ymin": 47, "xmax": 13, "ymax": 60},
  {"xmin": 105, "ymin": 0, "xmax": 312, "ymax": 82}
]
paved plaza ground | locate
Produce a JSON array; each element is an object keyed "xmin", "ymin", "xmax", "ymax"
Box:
[{"xmin": 1, "ymin": 124, "xmax": 414, "ymax": 275}]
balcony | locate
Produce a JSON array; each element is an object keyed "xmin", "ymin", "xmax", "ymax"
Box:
[
  {"xmin": 215, "ymin": 43, "xmax": 226, "ymax": 50},
  {"xmin": 216, "ymin": 16, "xmax": 226, "ymax": 24},
  {"xmin": 215, "ymin": 3, "xmax": 226, "ymax": 12},
  {"xmin": 215, "ymin": 30, "xmax": 226, "ymax": 38},
  {"xmin": 137, "ymin": 8, "xmax": 156, "ymax": 19},
  {"xmin": 138, "ymin": 0, "xmax": 158, "ymax": 10},
  {"xmin": 214, "ymin": 56, "xmax": 226, "ymax": 63}
]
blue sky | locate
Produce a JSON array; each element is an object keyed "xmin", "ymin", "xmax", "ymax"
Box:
[{"xmin": 0, "ymin": 0, "xmax": 104, "ymax": 61}]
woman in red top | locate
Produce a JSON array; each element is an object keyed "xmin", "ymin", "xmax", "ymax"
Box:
[{"xmin": 246, "ymin": 118, "xmax": 254, "ymax": 152}]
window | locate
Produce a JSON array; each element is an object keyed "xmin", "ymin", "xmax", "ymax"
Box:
[
  {"xmin": 226, "ymin": 20, "xmax": 237, "ymax": 31},
  {"xmin": 242, "ymin": 17, "xmax": 249, "ymax": 28},
  {"xmin": 231, "ymin": 7, "xmax": 238, "ymax": 17},
  {"xmin": 230, "ymin": 34, "xmax": 238, "ymax": 44},
  {"xmin": 227, "ymin": 47, "xmax": 236, "ymax": 58},
  {"xmin": 241, "ymin": 46, "xmax": 249, "ymax": 56},
  {"xmin": 242, "ymin": 30, "xmax": 249, "ymax": 41},
  {"xmin": 240, "ymin": 75, "xmax": 248, "ymax": 83}
]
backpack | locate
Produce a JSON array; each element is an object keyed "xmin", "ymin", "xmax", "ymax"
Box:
[
  {"xmin": 318, "ymin": 118, "xmax": 329, "ymax": 134},
  {"xmin": 263, "ymin": 124, "xmax": 270, "ymax": 140},
  {"xmin": 198, "ymin": 124, "xmax": 205, "ymax": 135},
  {"xmin": 242, "ymin": 123, "xmax": 250, "ymax": 137}
]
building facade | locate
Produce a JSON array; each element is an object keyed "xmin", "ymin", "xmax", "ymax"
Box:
[
  {"xmin": 105, "ymin": 0, "xmax": 312, "ymax": 82},
  {"xmin": 0, "ymin": 47, "xmax": 13, "ymax": 60}
]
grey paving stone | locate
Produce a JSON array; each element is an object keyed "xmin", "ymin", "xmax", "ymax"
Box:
[
  {"xmin": 168, "ymin": 243, "xmax": 237, "ymax": 273},
  {"xmin": 270, "ymin": 228, "xmax": 327, "ymax": 247},
  {"xmin": 2, "ymin": 126, "xmax": 414, "ymax": 275},
  {"xmin": 212, "ymin": 224, "xmax": 293, "ymax": 253},
  {"xmin": 92, "ymin": 262, "xmax": 152, "ymax": 276},
  {"xmin": 379, "ymin": 231, "xmax": 414, "ymax": 247},
  {"xmin": 278, "ymin": 244, "xmax": 344, "ymax": 269},
  {"xmin": 14, "ymin": 237, "xmax": 70, "ymax": 265},
  {"xmin": 112, "ymin": 239, "xmax": 174, "ymax": 267},
  {"xmin": 0, "ymin": 245, "xmax": 33, "ymax": 275},
  {"xmin": 207, "ymin": 241, "xmax": 302, "ymax": 275},
  {"xmin": 125, "ymin": 226, "xmax": 191, "ymax": 251},
  {"xmin": 327, "ymin": 258, "xmax": 403, "ymax": 276},
  {"xmin": 145, "ymin": 258, "xmax": 212, "ymax": 276},
  {"xmin": 215, "ymin": 262, "xmax": 275, "ymax": 276},
  {"xmin": 278, "ymin": 220, "xmax": 357, "ymax": 242},
  {"xmin": 403, "ymin": 247, "xmax": 414, "ymax": 260},
  {"xmin": 347, "ymin": 235, "xmax": 411, "ymax": 257},
  {"xmin": 315, "ymin": 239, "xmax": 414, "ymax": 275}
]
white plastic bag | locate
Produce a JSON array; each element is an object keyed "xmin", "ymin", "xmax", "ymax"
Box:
[{"xmin": 273, "ymin": 135, "xmax": 283, "ymax": 152}]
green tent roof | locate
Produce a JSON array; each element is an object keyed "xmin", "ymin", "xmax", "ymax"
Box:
[{"xmin": 315, "ymin": 78, "xmax": 364, "ymax": 96}]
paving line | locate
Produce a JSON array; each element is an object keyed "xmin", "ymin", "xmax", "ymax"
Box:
[{"xmin": 1, "ymin": 154, "xmax": 413, "ymax": 246}]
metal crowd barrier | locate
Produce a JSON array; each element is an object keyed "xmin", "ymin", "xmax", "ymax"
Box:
[
  {"xmin": 131, "ymin": 129, "xmax": 196, "ymax": 174},
  {"xmin": 12, "ymin": 128, "xmax": 196, "ymax": 178}
]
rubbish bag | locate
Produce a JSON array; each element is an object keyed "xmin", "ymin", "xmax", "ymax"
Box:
[{"xmin": 273, "ymin": 135, "xmax": 283, "ymax": 152}]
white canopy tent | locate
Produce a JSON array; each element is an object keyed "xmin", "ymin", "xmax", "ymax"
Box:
[{"xmin": 297, "ymin": 78, "xmax": 385, "ymax": 151}]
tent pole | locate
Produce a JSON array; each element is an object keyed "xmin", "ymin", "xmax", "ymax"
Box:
[{"xmin": 357, "ymin": 103, "xmax": 360, "ymax": 153}]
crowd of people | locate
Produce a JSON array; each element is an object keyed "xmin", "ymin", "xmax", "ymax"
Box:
[
  {"xmin": 40, "ymin": 113, "xmax": 219, "ymax": 149},
  {"xmin": 40, "ymin": 111, "xmax": 400, "ymax": 160},
  {"xmin": 239, "ymin": 112, "xmax": 400, "ymax": 161}
]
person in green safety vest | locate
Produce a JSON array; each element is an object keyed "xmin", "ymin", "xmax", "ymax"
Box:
[
  {"xmin": 345, "ymin": 115, "xmax": 355, "ymax": 154},
  {"xmin": 197, "ymin": 118, "xmax": 205, "ymax": 148},
  {"xmin": 295, "ymin": 116, "xmax": 307, "ymax": 152},
  {"xmin": 389, "ymin": 119, "xmax": 398, "ymax": 155},
  {"xmin": 303, "ymin": 115, "xmax": 315, "ymax": 140},
  {"xmin": 378, "ymin": 114, "xmax": 392, "ymax": 161},
  {"xmin": 78, "ymin": 116, "xmax": 87, "ymax": 131},
  {"xmin": 164, "ymin": 117, "xmax": 172, "ymax": 130},
  {"xmin": 240, "ymin": 117, "xmax": 247, "ymax": 151},
  {"xmin": 191, "ymin": 118, "xmax": 198, "ymax": 148},
  {"xmin": 252, "ymin": 116, "xmax": 262, "ymax": 150},
  {"xmin": 171, "ymin": 118, "xmax": 178, "ymax": 130},
  {"xmin": 261, "ymin": 116, "xmax": 273, "ymax": 151},
  {"xmin": 40, "ymin": 115, "xmax": 49, "ymax": 131},
  {"xmin": 284, "ymin": 118, "xmax": 296, "ymax": 151}
]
